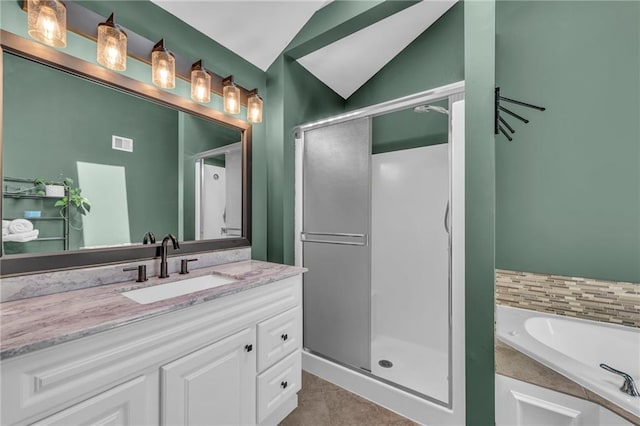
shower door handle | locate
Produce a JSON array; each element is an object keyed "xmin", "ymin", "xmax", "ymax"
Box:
[
  {"xmin": 301, "ymin": 232, "xmax": 368, "ymax": 246},
  {"xmin": 444, "ymin": 201, "xmax": 450, "ymax": 234}
]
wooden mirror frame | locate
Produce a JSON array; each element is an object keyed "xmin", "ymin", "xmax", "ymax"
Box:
[{"xmin": 0, "ymin": 30, "xmax": 252, "ymax": 276}]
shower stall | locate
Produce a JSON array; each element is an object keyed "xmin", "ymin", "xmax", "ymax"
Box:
[{"xmin": 295, "ymin": 82, "xmax": 466, "ymax": 424}]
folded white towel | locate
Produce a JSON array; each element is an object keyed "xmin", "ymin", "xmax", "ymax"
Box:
[
  {"xmin": 2, "ymin": 220, "xmax": 10, "ymax": 229},
  {"xmin": 8, "ymin": 219, "xmax": 33, "ymax": 234},
  {"xmin": 2, "ymin": 228, "xmax": 8, "ymax": 237},
  {"xmin": 3, "ymin": 229, "xmax": 39, "ymax": 242}
]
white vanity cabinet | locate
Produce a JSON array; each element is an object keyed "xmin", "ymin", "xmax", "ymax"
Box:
[{"xmin": 1, "ymin": 274, "xmax": 303, "ymax": 426}]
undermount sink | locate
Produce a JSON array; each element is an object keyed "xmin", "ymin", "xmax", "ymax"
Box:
[{"xmin": 121, "ymin": 274, "xmax": 236, "ymax": 304}]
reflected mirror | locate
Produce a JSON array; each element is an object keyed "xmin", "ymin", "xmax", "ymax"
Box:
[
  {"xmin": 195, "ymin": 143, "xmax": 242, "ymax": 240},
  {"xmin": 2, "ymin": 51, "xmax": 246, "ymax": 258}
]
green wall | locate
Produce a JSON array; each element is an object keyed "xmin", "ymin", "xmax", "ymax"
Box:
[
  {"xmin": 265, "ymin": 56, "xmax": 287, "ymax": 265},
  {"xmin": 0, "ymin": 0, "xmax": 269, "ymax": 259},
  {"xmin": 3, "ymin": 53, "xmax": 178, "ymax": 252},
  {"xmin": 465, "ymin": 1, "xmax": 496, "ymax": 424},
  {"xmin": 495, "ymin": 1, "xmax": 640, "ymax": 283}
]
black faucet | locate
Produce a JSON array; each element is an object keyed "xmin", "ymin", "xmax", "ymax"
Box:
[
  {"xmin": 159, "ymin": 234, "xmax": 180, "ymax": 278},
  {"xmin": 143, "ymin": 231, "xmax": 156, "ymax": 244}
]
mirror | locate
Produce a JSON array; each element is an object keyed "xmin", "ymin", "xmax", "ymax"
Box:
[
  {"xmin": 195, "ymin": 143, "xmax": 242, "ymax": 240},
  {"xmin": 0, "ymin": 32, "xmax": 252, "ymax": 275}
]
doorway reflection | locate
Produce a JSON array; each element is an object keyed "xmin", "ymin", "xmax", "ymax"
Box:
[{"xmin": 195, "ymin": 143, "xmax": 242, "ymax": 240}]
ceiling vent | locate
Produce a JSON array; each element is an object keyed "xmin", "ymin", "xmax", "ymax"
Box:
[{"xmin": 112, "ymin": 135, "xmax": 133, "ymax": 152}]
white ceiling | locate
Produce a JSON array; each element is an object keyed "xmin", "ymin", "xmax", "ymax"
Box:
[
  {"xmin": 297, "ymin": 0, "xmax": 457, "ymax": 99},
  {"xmin": 151, "ymin": 0, "xmax": 329, "ymax": 71},
  {"xmin": 152, "ymin": 0, "xmax": 457, "ymax": 99}
]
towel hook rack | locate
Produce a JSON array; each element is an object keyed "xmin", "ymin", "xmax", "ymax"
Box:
[{"xmin": 494, "ymin": 87, "xmax": 546, "ymax": 141}]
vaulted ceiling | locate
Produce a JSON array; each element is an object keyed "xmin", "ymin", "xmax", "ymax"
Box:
[{"xmin": 151, "ymin": 0, "xmax": 457, "ymax": 99}]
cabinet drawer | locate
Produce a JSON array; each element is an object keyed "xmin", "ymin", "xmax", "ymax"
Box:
[
  {"xmin": 256, "ymin": 351, "xmax": 301, "ymax": 423},
  {"xmin": 30, "ymin": 376, "xmax": 148, "ymax": 426},
  {"xmin": 257, "ymin": 307, "xmax": 301, "ymax": 371}
]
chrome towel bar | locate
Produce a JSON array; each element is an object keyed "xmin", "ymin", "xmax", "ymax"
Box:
[{"xmin": 300, "ymin": 232, "xmax": 368, "ymax": 246}]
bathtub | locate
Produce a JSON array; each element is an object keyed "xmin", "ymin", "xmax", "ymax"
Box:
[{"xmin": 496, "ymin": 305, "xmax": 640, "ymax": 419}]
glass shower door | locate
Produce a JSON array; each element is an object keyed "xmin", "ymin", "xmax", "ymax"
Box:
[{"xmin": 301, "ymin": 118, "xmax": 371, "ymax": 371}]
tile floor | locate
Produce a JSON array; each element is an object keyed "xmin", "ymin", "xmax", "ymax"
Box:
[{"xmin": 280, "ymin": 371, "xmax": 417, "ymax": 425}]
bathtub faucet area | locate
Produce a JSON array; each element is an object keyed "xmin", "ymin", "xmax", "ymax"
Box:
[
  {"xmin": 600, "ymin": 364, "xmax": 640, "ymax": 397},
  {"xmin": 496, "ymin": 304, "xmax": 640, "ymax": 421}
]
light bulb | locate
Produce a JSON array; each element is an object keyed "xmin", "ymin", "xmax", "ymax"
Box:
[
  {"xmin": 28, "ymin": 0, "xmax": 66, "ymax": 47},
  {"xmin": 194, "ymin": 77, "xmax": 208, "ymax": 100},
  {"xmin": 97, "ymin": 14, "xmax": 127, "ymax": 71},
  {"xmin": 152, "ymin": 41, "xmax": 175, "ymax": 89},
  {"xmin": 250, "ymin": 106, "xmax": 259, "ymax": 122},
  {"xmin": 223, "ymin": 81, "xmax": 241, "ymax": 114},
  {"xmin": 247, "ymin": 91, "xmax": 263, "ymax": 123},
  {"xmin": 190, "ymin": 62, "xmax": 211, "ymax": 103},
  {"xmin": 37, "ymin": 6, "xmax": 59, "ymax": 43},
  {"xmin": 159, "ymin": 61, "xmax": 169, "ymax": 82},
  {"xmin": 105, "ymin": 38, "xmax": 119, "ymax": 66},
  {"xmin": 196, "ymin": 84, "xmax": 206, "ymax": 99}
]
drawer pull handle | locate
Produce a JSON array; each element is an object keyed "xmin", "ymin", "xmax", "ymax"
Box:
[
  {"xmin": 281, "ymin": 381, "xmax": 288, "ymax": 389},
  {"xmin": 244, "ymin": 344, "xmax": 253, "ymax": 352},
  {"xmin": 281, "ymin": 333, "xmax": 288, "ymax": 341}
]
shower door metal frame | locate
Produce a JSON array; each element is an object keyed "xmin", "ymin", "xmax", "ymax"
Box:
[{"xmin": 295, "ymin": 80, "xmax": 465, "ymax": 412}]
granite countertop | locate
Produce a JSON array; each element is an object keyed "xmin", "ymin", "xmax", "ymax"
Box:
[{"xmin": 0, "ymin": 260, "xmax": 306, "ymax": 360}]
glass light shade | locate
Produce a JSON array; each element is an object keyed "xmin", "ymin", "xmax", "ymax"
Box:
[
  {"xmin": 247, "ymin": 94, "xmax": 263, "ymax": 123},
  {"xmin": 191, "ymin": 69, "xmax": 211, "ymax": 103},
  {"xmin": 223, "ymin": 83, "xmax": 241, "ymax": 114},
  {"xmin": 97, "ymin": 19, "xmax": 127, "ymax": 71},
  {"xmin": 152, "ymin": 50, "xmax": 175, "ymax": 89},
  {"xmin": 27, "ymin": 0, "xmax": 66, "ymax": 48}
]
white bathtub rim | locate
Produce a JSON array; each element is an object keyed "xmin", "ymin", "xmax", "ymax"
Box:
[{"xmin": 496, "ymin": 305, "xmax": 640, "ymax": 418}]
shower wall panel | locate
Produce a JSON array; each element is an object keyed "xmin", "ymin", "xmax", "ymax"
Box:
[{"xmin": 371, "ymin": 143, "xmax": 450, "ymax": 401}]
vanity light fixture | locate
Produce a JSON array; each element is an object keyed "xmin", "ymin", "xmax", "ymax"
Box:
[
  {"xmin": 222, "ymin": 76, "xmax": 241, "ymax": 114},
  {"xmin": 96, "ymin": 13, "xmax": 127, "ymax": 71},
  {"xmin": 151, "ymin": 39, "xmax": 176, "ymax": 89},
  {"xmin": 247, "ymin": 89, "xmax": 263, "ymax": 123},
  {"xmin": 190, "ymin": 60, "xmax": 211, "ymax": 103},
  {"xmin": 21, "ymin": 1, "xmax": 256, "ymax": 115},
  {"xmin": 27, "ymin": 0, "xmax": 67, "ymax": 48}
]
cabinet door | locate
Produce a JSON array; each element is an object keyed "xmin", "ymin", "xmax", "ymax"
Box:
[
  {"xmin": 31, "ymin": 376, "xmax": 148, "ymax": 426},
  {"xmin": 161, "ymin": 328, "xmax": 256, "ymax": 426}
]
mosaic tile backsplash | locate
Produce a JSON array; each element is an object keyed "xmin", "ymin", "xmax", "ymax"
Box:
[{"xmin": 496, "ymin": 269, "xmax": 640, "ymax": 328}]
